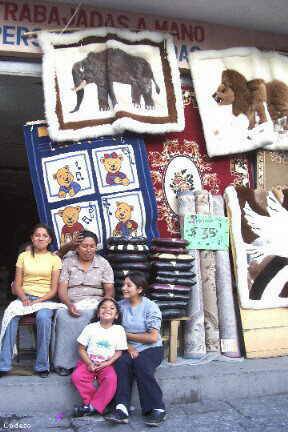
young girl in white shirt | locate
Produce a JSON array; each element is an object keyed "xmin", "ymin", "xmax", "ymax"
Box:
[{"xmin": 71, "ymin": 298, "xmax": 127, "ymax": 417}]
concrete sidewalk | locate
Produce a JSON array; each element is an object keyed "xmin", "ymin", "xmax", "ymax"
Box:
[
  {"xmin": 1, "ymin": 393, "xmax": 288, "ymax": 432},
  {"xmin": 1, "ymin": 355, "xmax": 288, "ymax": 414}
]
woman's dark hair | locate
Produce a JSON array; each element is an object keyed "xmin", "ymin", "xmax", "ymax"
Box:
[
  {"xmin": 125, "ymin": 271, "xmax": 149, "ymax": 296},
  {"xmin": 90, "ymin": 298, "xmax": 122, "ymax": 324},
  {"xmin": 30, "ymin": 223, "xmax": 55, "ymax": 256},
  {"xmin": 79, "ymin": 230, "xmax": 98, "ymax": 245}
]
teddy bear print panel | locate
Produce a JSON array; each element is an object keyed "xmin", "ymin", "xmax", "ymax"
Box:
[
  {"xmin": 189, "ymin": 47, "xmax": 288, "ymax": 157},
  {"xmin": 37, "ymin": 27, "xmax": 184, "ymax": 142},
  {"xmin": 23, "ymin": 122, "xmax": 158, "ymax": 250}
]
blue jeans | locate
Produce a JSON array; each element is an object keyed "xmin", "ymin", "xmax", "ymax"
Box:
[{"xmin": 0, "ymin": 295, "xmax": 53, "ymax": 372}]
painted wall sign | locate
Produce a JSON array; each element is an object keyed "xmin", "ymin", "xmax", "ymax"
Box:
[
  {"xmin": 0, "ymin": 0, "xmax": 287, "ymax": 68},
  {"xmin": 184, "ymin": 214, "xmax": 229, "ymax": 250}
]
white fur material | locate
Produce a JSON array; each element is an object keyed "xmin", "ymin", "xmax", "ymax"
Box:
[
  {"xmin": 38, "ymin": 27, "xmax": 184, "ymax": 142},
  {"xmin": 189, "ymin": 47, "xmax": 288, "ymax": 157},
  {"xmin": 224, "ymin": 185, "xmax": 288, "ymax": 309}
]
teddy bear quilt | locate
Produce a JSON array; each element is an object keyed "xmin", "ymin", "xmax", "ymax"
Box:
[
  {"xmin": 189, "ymin": 47, "xmax": 288, "ymax": 157},
  {"xmin": 224, "ymin": 185, "xmax": 288, "ymax": 309},
  {"xmin": 23, "ymin": 122, "xmax": 158, "ymax": 249},
  {"xmin": 37, "ymin": 27, "xmax": 184, "ymax": 142}
]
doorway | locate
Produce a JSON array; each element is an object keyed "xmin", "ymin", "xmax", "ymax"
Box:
[{"xmin": 0, "ymin": 60, "xmax": 44, "ymax": 304}]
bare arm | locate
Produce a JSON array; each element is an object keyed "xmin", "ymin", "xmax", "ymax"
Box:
[
  {"xmin": 31, "ymin": 269, "xmax": 60, "ymax": 303},
  {"xmin": 78, "ymin": 343, "xmax": 94, "ymax": 369},
  {"xmin": 14, "ymin": 266, "xmax": 30, "ymax": 305},
  {"xmin": 126, "ymin": 328, "xmax": 159, "ymax": 344},
  {"xmin": 58, "ymin": 280, "xmax": 80, "ymax": 317},
  {"xmin": 103, "ymin": 282, "xmax": 115, "ymax": 299}
]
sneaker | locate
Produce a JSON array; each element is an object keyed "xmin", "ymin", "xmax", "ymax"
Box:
[
  {"xmin": 144, "ymin": 410, "xmax": 166, "ymax": 427},
  {"xmin": 73, "ymin": 404, "xmax": 97, "ymax": 418},
  {"xmin": 104, "ymin": 408, "xmax": 129, "ymax": 424}
]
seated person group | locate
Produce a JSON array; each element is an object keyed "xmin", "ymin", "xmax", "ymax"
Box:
[{"xmin": 0, "ymin": 223, "xmax": 166, "ymax": 427}]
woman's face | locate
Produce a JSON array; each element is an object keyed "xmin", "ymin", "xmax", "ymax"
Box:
[
  {"xmin": 122, "ymin": 277, "xmax": 143, "ymax": 299},
  {"xmin": 77, "ymin": 236, "xmax": 97, "ymax": 261},
  {"xmin": 98, "ymin": 300, "xmax": 118, "ymax": 322},
  {"xmin": 31, "ymin": 227, "xmax": 51, "ymax": 251}
]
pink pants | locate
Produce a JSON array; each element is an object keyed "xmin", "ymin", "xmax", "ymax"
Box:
[{"xmin": 71, "ymin": 360, "xmax": 117, "ymax": 414}]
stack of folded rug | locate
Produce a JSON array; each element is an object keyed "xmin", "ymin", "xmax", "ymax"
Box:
[
  {"xmin": 149, "ymin": 238, "xmax": 196, "ymax": 318},
  {"xmin": 106, "ymin": 237, "xmax": 150, "ymax": 299}
]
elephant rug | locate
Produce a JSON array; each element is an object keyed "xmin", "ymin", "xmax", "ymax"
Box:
[{"xmin": 38, "ymin": 27, "xmax": 184, "ymax": 142}]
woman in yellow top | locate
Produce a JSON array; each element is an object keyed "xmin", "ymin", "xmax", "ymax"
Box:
[{"xmin": 0, "ymin": 223, "xmax": 62, "ymax": 378}]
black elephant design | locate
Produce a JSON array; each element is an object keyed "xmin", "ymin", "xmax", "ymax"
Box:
[{"xmin": 70, "ymin": 48, "xmax": 160, "ymax": 113}]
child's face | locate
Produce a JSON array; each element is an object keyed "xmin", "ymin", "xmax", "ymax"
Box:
[
  {"xmin": 98, "ymin": 300, "xmax": 118, "ymax": 322},
  {"xmin": 122, "ymin": 277, "xmax": 143, "ymax": 299}
]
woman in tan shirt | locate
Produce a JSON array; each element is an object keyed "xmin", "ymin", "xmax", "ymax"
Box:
[{"xmin": 52, "ymin": 230, "xmax": 114, "ymax": 376}]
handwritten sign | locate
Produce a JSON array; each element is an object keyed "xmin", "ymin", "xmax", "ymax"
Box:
[{"xmin": 184, "ymin": 214, "xmax": 229, "ymax": 250}]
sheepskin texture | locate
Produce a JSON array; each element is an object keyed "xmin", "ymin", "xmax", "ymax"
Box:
[
  {"xmin": 38, "ymin": 27, "xmax": 184, "ymax": 142},
  {"xmin": 224, "ymin": 185, "xmax": 288, "ymax": 309},
  {"xmin": 189, "ymin": 47, "xmax": 288, "ymax": 157}
]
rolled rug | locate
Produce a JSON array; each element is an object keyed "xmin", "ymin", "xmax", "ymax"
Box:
[
  {"xmin": 151, "ymin": 238, "xmax": 189, "ymax": 248},
  {"xmin": 152, "ymin": 261, "xmax": 193, "ymax": 272},
  {"xmin": 150, "ymin": 246, "xmax": 189, "ymax": 255},
  {"xmin": 195, "ymin": 190, "xmax": 220, "ymax": 353},
  {"xmin": 177, "ymin": 190, "xmax": 206, "ymax": 359},
  {"xmin": 107, "ymin": 243, "xmax": 149, "ymax": 254},
  {"xmin": 150, "ymin": 253, "xmax": 194, "ymax": 262},
  {"xmin": 157, "ymin": 270, "xmax": 195, "ymax": 279},
  {"xmin": 150, "ymin": 292, "xmax": 190, "ymax": 301},
  {"xmin": 107, "ymin": 236, "xmax": 148, "ymax": 246},
  {"xmin": 149, "ymin": 283, "xmax": 192, "ymax": 294},
  {"xmin": 114, "ymin": 269, "xmax": 150, "ymax": 279},
  {"xmin": 212, "ymin": 194, "xmax": 241, "ymax": 358},
  {"xmin": 161, "ymin": 309, "xmax": 187, "ymax": 319},
  {"xmin": 155, "ymin": 300, "xmax": 188, "ymax": 309},
  {"xmin": 112, "ymin": 262, "xmax": 151, "ymax": 272},
  {"xmin": 155, "ymin": 275, "xmax": 196, "ymax": 286},
  {"xmin": 107, "ymin": 254, "xmax": 149, "ymax": 263}
]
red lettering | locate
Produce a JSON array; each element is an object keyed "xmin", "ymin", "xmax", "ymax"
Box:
[
  {"xmin": 4, "ymin": 2, "xmax": 17, "ymax": 21},
  {"xmin": 76, "ymin": 9, "xmax": 87, "ymax": 27},
  {"xmin": 89, "ymin": 11, "xmax": 103, "ymax": 27},
  {"xmin": 195, "ymin": 26, "xmax": 205, "ymax": 42},
  {"xmin": 104, "ymin": 13, "xmax": 115, "ymax": 27},
  {"xmin": 170, "ymin": 22, "xmax": 180, "ymax": 40},
  {"xmin": 48, "ymin": 6, "xmax": 60, "ymax": 25},
  {"xmin": 33, "ymin": 5, "xmax": 47, "ymax": 24},
  {"xmin": 117, "ymin": 14, "xmax": 129, "ymax": 28},
  {"xmin": 137, "ymin": 17, "xmax": 146, "ymax": 30},
  {"xmin": 180, "ymin": 24, "xmax": 194, "ymax": 42},
  {"xmin": 19, "ymin": 4, "xmax": 31, "ymax": 22},
  {"xmin": 154, "ymin": 20, "xmax": 169, "ymax": 32}
]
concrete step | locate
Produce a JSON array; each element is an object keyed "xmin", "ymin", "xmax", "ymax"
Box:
[{"xmin": 1, "ymin": 356, "xmax": 288, "ymax": 415}]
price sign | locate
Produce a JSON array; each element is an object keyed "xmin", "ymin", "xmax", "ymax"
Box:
[{"xmin": 184, "ymin": 214, "xmax": 229, "ymax": 250}]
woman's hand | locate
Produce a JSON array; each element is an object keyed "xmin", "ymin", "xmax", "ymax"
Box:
[
  {"xmin": 128, "ymin": 346, "xmax": 139, "ymax": 359},
  {"xmin": 68, "ymin": 304, "xmax": 81, "ymax": 317},
  {"xmin": 21, "ymin": 297, "xmax": 32, "ymax": 307}
]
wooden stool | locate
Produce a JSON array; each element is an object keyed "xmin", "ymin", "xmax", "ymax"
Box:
[
  {"xmin": 163, "ymin": 317, "xmax": 189, "ymax": 363},
  {"xmin": 16, "ymin": 314, "xmax": 36, "ymax": 363}
]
